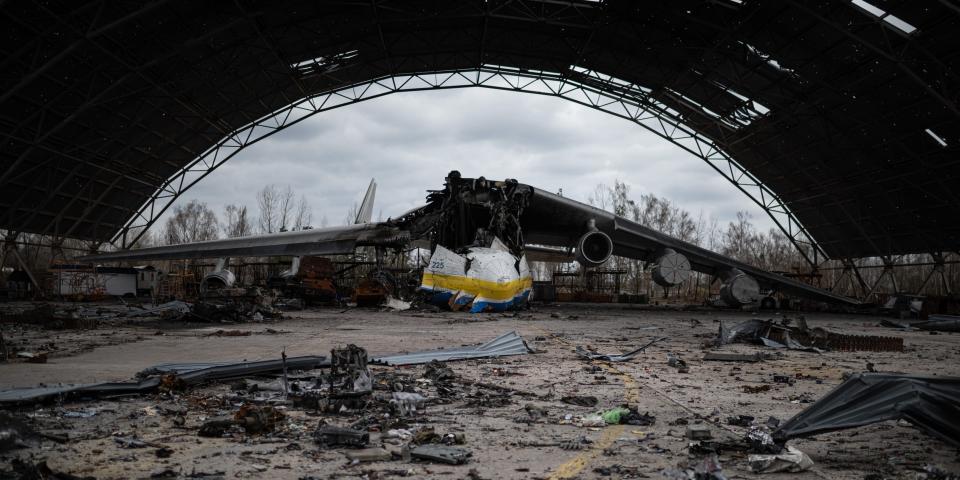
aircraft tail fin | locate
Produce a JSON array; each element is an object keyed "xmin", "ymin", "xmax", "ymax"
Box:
[{"xmin": 354, "ymin": 178, "xmax": 377, "ymax": 224}]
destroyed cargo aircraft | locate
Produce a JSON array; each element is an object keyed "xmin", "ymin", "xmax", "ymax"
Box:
[{"xmin": 80, "ymin": 172, "xmax": 859, "ymax": 311}]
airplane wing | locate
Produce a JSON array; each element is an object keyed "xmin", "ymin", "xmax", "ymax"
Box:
[
  {"xmin": 77, "ymin": 223, "xmax": 408, "ymax": 263},
  {"xmin": 519, "ymin": 187, "xmax": 859, "ymax": 306}
]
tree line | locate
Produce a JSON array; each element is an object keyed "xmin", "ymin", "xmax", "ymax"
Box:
[
  {"xmin": 2, "ymin": 179, "xmax": 956, "ymax": 301},
  {"xmin": 143, "ymin": 184, "xmax": 329, "ymax": 247},
  {"xmin": 565, "ymin": 180, "xmax": 959, "ymax": 300}
]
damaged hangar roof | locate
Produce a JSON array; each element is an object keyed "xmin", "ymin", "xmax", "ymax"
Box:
[{"xmin": 1, "ymin": 1, "xmax": 959, "ymax": 258}]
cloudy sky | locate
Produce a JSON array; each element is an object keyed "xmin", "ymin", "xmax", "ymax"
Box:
[{"xmin": 166, "ymin": 87, "xmax": 774, "ymax": 234}]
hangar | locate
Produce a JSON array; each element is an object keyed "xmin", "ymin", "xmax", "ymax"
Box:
[
  {"xmin": 3, "ymin": 3, "xmax": 960, "ymax": 479},
  {"xmin": 2, "ymin": 0, "xmax": 958, "ymax": 270}
]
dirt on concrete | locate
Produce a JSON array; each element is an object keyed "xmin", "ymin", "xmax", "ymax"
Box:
[{"xmin": 0, "ymin": 301, "xmax": 957, "ymax": 479}]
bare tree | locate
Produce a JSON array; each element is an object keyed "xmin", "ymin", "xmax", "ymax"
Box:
[
  {"xmin": 257, "ymin": 184, "xmax": 298, "ymax": 233},
  {"xmin": 721, "ymin": 211, "xmax": 757, "ymax": 263},
  {"xmin": 223, "ymin": 204, "xmax": 253, "ymax": 238},
  {"xmin": 257, "ymin": 185, "xmax": 278, "ymax": 234},
  {"xmin": 163, "ymin": 200, "xmax": 219, "ymax": 245},
  {"xmin": 343, "ymin": 202, "xmax": 359, "ymax": 226},
  {"xmin": 587, "ymin": 183, "xmax": 611, "ymax": 211},
  {"xmin": 293, "ymin": 194, "xmax": 312, "ymax": 230},
  {"xmin": 277, "ymin": 185, "xmax": 295, "ymax": 232}
]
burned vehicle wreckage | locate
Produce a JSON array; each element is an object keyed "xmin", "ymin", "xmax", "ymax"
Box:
[{"xmin": 82, "ymin": 171, "xmax": 859, "ymax": 310}]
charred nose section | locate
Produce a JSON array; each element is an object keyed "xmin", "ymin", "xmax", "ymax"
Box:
[{"xmin": 575, "ymin": 230, "xmax": 613, "ymax": 268}]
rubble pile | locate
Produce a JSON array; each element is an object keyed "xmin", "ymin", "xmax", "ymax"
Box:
[{"xmin": 0, "ymin": 305, "xmax": 957, "ymax": 478}]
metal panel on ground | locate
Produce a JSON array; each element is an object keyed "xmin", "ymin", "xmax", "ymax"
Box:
[{"xmin": 372, "ymin": 331, "xmax": 533, "ymax": 366}]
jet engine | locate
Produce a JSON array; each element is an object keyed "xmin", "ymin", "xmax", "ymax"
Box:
[
  {"xmin": 651, "ymin": 249, "xmax": 691, "ymax": 287},
  {"xmin": 200, "ymin": 257, "xmax": 236, "ymax": 294},
  {"xmin": 718, "ymin": 268, "xmax": 760, "ymax": 306},
  {"xmin": 575, "ymin": 230, "xmax": 613, "ymax": 268},
  {"xmin": 200, "ymin": 269, "xmax": 236, "ymax": 293}
]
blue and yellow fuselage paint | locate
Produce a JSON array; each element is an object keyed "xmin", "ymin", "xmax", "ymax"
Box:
[{"xmin": 419, "ymin": 241, "xmax": 532, "ymax": 313}]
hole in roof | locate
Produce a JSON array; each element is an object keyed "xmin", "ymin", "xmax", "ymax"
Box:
[
  {"xmin": 707, "ymin": 79, "xmax": 771, "ymax": 126},
  {"xmin": 925, "ymin": 128, "xmax": 948, "ymax": 147},
  {"xmin": 663, "ymin": 87, "xmax": 740, "ymax": 130},
  {"xmin": 850, "ymin": 0, "xmax": 917, "ymax": 35},
  {"xmin": 739, "ymin": 42, "xmax": 798, "ymax": 77},
  {"xmin": 708, "ymin": 0, "xmax": 744, "ymax": 8},
  {"xmin": 291, "ymin": 49, "xmax": 360, "ymax": 76}
]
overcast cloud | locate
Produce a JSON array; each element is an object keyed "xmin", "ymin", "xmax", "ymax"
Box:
[{"xmin": 161, "ymin": 88, "xmax": 774, "ymax": 235}]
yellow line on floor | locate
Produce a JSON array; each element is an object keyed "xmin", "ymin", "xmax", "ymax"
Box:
[{"xmin": 536, "ymin": 327, "xmax": 642, "ymax": 480}]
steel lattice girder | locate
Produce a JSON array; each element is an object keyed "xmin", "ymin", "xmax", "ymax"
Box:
[
  {"xmin": 111, "ymin": 66, "xmax": 826, "ymax": 266},
  {"xmin": 2, "ymin": 0, "xmax": 959, "ymax": 259}
]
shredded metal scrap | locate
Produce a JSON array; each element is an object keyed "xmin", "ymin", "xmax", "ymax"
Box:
[
  {"xmin": 913, "ymin": 315, "xmax": 960, "ymax": 333},
  {"xmin": 574, "ymin": 336, "xmax": 667, "ymax": 362},
  {"xmin": 0, "ymin": 356, "xmax": 328, "ymax": 406},
  {"xmin": 372, "ymin": 331, "xmax": 533, "ymax": 366},
  {"xmin": 773, "ymin": 373, "xmax": 960, "ymax": 448},
  {"xmin": 718, "ymin": 319, "xmax": 903, "ymax": 352}
]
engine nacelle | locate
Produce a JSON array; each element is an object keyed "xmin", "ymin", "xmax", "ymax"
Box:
[
  {"xmin": 201, "ymin": 269, "xmax": 236, "ymax": 293},
  {"xmin": 278, "ymin": 256, "xmax": 302, "ymax": 280},
  {"xmin": 575, "ymin": 230, "xmax": 613, "ymax": 268},
  {"xmin": 719, "ymin": 269, "xmax": 760, "ymax": 306},
  {"xmin": 651, "ymin": 249, "xmax": 691, "ymax": 287}
]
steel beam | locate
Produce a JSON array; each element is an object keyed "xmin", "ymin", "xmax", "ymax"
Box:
[{"xmin": 108, "ymin": 66, "xmax": 827, "ymax": 267}]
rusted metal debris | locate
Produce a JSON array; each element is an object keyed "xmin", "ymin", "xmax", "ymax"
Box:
[{"xmin": 717, "ymin": 318, "xmax": 903, "ymax": 353}]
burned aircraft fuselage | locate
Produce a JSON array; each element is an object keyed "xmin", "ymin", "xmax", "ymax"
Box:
[
  {"xmin": 390, "ymin": 171, "xmax": 847, "ymax": 308},
  {"xmin": 80, "ymin": 171, "xmax": 860, "ymax": 309}
]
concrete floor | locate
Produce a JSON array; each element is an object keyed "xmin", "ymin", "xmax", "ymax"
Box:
[{"xmin": 0, "ymin": 302, "xmax": 958, "ymax": 479}]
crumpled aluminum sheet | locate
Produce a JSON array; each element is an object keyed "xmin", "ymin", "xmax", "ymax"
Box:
[
  {"xmin": 574, "ymin": 336, "xmax": 667, "ymax": 362},
  {"xmin": 749, "ymin": 445, "xmax": 814, "ymax": 473},
  {"xmin": 371, "ymin": 331, "xmax": 533, "ymax": 366},
  {"xmin": 0, "ymin": 356, "xmax": 328, "ymax": 406},
  {"xmin": 773, "ymin": 373, "xmax": 960, "ymax": 448}
]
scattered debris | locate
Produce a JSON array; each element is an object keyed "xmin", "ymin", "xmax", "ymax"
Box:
[
  {"xmin": 716, "ymin": 318, "xmax": 903, "ymax": 352},
  {"xmin": 912, "ymin": 315, "xmax": 960, "ymax": 333},
  {"xmin": 703, "ymin": 352, "xmax": 763, "ymax": 362},
  {"xmin": 774, "ymin": 373, "xmax": 960, "ymax": 448},
  {"xmin": 410, "ymin": 444, "xmax": 472, "ymax": 464},
  {"xmin": 561, "ymin": 395, "xmax": 598, "ymax": 407},
  {"xmin": 8, "ymin": 459, "xmax": 95, "ymax": 480},
  {"xmin": 315, "ymin": 425, "xmax": 369, "ymax": 448},
  {"xmin": 0, "ymin": 412, "xmax": 38, "ymax": 452},
  {"xmin": 345, "ymin": 447, "xmax": 392, "ymax": 463},
  {"xmin": 573, "ymin": 336, "xmax": 666, "ymax": 362},
  {"xmin": 726, "ymin": 415, "xmax": 754, "ymax": 427},
  {"xmin": 423, "ymin": 360, "xmax": 456, "ymax": 383},
  {"xmin": 922, "ymin": 465, "xmax": 960, "ymax": 480},
  {"xmin": 384, "ymin": 297, "xmax": 411, "ymax": 311},
  {"xmin": 661, "ymin": 453, "xmax": 726, "ymax": 480},
  {"xmin": 126, "ymin": 300, "xmax": 192, "ymax": 319},
  {"xmin": 0, "ymin": 355, "xmax": 328, "ymax": 406},
  {"xmin": 391, "ymin": 392, "xmax": 427, "ymax": 415},
  {"xmin": 16, "ymin": 351, "xmax": 47, "ymax": 363},
  {"xmin": 198, "ymin": 417, "xmax": 237, "ymax": 437},
  {"xmin": 600, "ymin": 407, "xmax": 631, "ymax": 424},
  {"xmin": 234, "ymin": 404, "xmax": 285, "ymax": 434},
  {"xmin": 749, "ymin": 445, "xmax": 814, "ymax": 473},
  {"xmin": 686, "ymin": 424, "xmax": 713, "ymax": 440},
  {"xmin": 372, "ymin": 331, "xmax": 533, "ymax": 365},
  {"xmin": 742, "ymin": 385, "xmax": 771, "ymax": 394}
]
